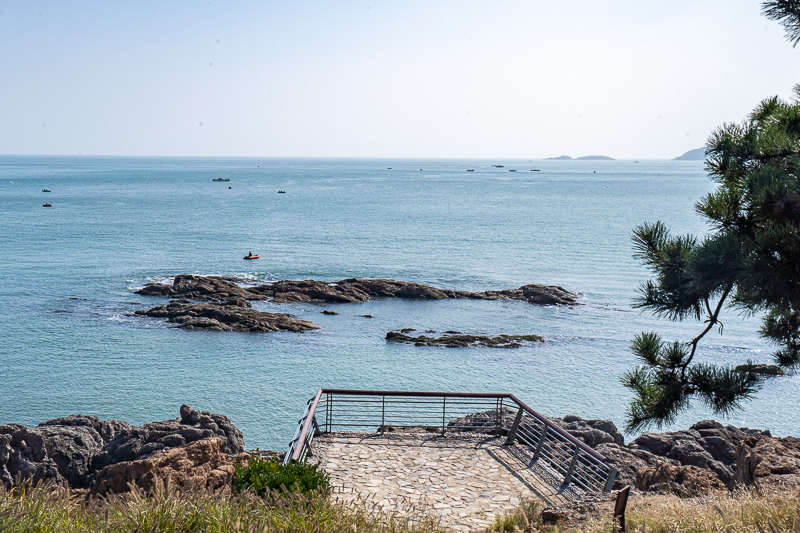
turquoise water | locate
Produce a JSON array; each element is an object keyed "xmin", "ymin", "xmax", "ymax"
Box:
[{"xmin": 1, "ymin": 156, "xmax": 797, "ymax": 449}]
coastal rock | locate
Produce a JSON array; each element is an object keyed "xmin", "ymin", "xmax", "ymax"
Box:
[
  {"xmin": 136, "ymin": 275, "xmax": 579, "ymax": 306},
  {"xmin": 552, "ymin": 414, "xmax": 625, "ymax": 447},
  {"xmin": 734, "ymin": 363, "xmax": 787, "ymax": 376},
  {"xmin": 92, "ymin": 437, "xmax": 234, "ymax": 496},
  {"xmin": 0, "ymin": 405, "xmax": 244, "ymax": 490},
  {"xmin": 734, "ymin": 434, "xmax": 800, "ymax": 490},
  {"xmin": 385, "ymin": 330, "xmax": 544, "ymax": 348},
  {"xmin": 134, "ymin": 301, "xmax": 320, "ymax": 333},
  {"xmin": 629, "ymin": 420, "xmax": 768, "ymax": 487},
  {"xmin": 635, "ymin": 462, "xmax": 725, "ymax": 497},
  {"xmin": 594, "ymin": 443, "xmax": 678, "ymax": 490}
]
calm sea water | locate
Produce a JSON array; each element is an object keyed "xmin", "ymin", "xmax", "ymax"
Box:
[{"xmin": 1, "ymin": 156, "xmax": 797, "ymax": 449}]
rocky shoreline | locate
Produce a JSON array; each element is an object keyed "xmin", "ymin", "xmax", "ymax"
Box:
[{"xmin": 3, "ymin": 406, "xmax": 796, "ymax": 499}]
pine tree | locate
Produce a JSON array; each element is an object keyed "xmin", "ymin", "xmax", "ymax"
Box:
[{"xmin": 623, "ymin": 88, "xmax": 800, "ymax": 432}]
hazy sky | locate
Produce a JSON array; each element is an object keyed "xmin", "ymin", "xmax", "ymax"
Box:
[{"xmin": 2, "ymin": 1, "xmax": 799, "ymax": 159}]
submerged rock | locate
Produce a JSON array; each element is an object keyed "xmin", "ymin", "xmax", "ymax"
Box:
[
  {"xmin": 136, "ymin": 274, "xmax": 579, "ymax": 306},
  {"xmin": 385, "ymin": 330, "xmax": 544, "ymax": 348}
]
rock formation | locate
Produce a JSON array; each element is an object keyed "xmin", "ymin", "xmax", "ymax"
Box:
[
  {"xmin": 734, "ymin": 434, "xmax": 800, "ymax": 490},
  {"xmin": 385, "ymin": 330, "xmax": 544, "ymax": 348},
  {"xmin": 136, "ymin": 275, "xmax": 579, "ymax": 306},
  {"xmin": 92, "ymin": 437, "xmax": 235, "ymax": 496},
  {"xmin": 0, "ymin": 405, "xmax": 244, "ymax": 490},
  {"xmin": 134, "ymin": 300, "xmax": 320, "ymax": 332},
  {"xmin": 634, "ymin": 462, "xmax": 725, "ymax": 497}
]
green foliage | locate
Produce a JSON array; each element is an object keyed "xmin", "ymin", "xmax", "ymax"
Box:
[
  {"xmin": 234, "ymin": 456, "xmax": 331, "ymax": 497},
  {"xmin": 624, "ymin": 87, "xmax": 800, "ymax": 431},
  {"xmin": 763, "ymin": 0, "xmax": 800, "ymax": 48}
]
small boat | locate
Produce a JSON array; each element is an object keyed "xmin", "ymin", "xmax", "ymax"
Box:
[
  {"xmin": 43, "ymin": 203, "xmax": 52, "ymax": 207},
  {"xmin": 508, "ymin": 169, "xmax": 517, "ymax": 172},
  {"xmin": 467, "ymin": 169, "xmax": 474, "ymax": 172},
  {"xmin": 212, "ymin": 177, "xmax": 230, "ymax": 182},
  {"xmin": 42, "ymin": 189, "xmax": 51, "ymax": 192},
  {"xmin": 277, "ymin": 190, "xmax": 286, "ymax": 193},
  {"xmin": 492, "ymin": 164, "xmax": 504, "ymax": 168},
  {"xmin": 243, "ymin": 254, "xmax": 260, "ymax": 260},
  {"xmin": 228, "ymin": 186, "xmax": 232, "ymax": 189},
  {"xmin": 530, "ymin": 169, "xmax": 540, "ymax": 172}
]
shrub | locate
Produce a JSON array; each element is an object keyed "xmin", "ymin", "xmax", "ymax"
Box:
[{"xmin": 234, "ymin": 456, "xmax": 330, "ymax": 496}]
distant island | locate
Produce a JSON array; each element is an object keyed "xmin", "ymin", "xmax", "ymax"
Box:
[
  {"xmin": 543, "ymin": 155, "xmax": 615, "ymax": 160},
  {"xmin": 674, "ymin": 147, "xmax": 707, "ymax": 160}
]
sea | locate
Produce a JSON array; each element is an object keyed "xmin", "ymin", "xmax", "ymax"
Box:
[{"xmin": 1, "ymin": 156, "xmax": 797, "ymax": 450}]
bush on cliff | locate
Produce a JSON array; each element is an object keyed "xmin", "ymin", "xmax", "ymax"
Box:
[{"xmin": 234, "ymin": 456, "xmax": 330, "ymax": 496}]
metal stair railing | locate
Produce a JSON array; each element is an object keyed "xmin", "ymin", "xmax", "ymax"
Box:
[{"xmin": 284, "ymin": 388, "xmax": 617, "ymax": 493}]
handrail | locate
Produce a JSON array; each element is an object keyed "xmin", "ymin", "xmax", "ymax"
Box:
[
  {"xmin": 509, "ymin": 394, "xmax": 606, "ymax": 462},
  {"xmin": 289, "ymin": 388, "xmax": 323, "ymax": 462},
  {"xmin": 311, "ymin": 389, "xmax": 605, "ymax": 462},
  {"xmin": 284, "ymin": 388, "xmax": 616, "ymax": 493}
]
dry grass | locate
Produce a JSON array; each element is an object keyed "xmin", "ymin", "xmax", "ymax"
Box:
[
  {"xmin": 490, "ymin": 489, "xmax": 800, "ymax": 533},
  {"xmin": 0, "ymin": 480, "xmax": 446, "ymax": 533}
]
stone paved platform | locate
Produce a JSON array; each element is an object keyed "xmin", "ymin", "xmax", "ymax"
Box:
[{"xmin": 312, "ymin": 431, "xmax": 579, "ymax": 532}]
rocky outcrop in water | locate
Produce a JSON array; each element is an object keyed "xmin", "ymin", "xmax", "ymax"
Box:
[
  {"xmin": 136, "ymin": 275, "xmax": 579, "ymax": 306},
  {"xmin": 0, "ymin": 405, "xmax": 244, "ymax": 490},
  {"xmin": 385, "ymin": 330, "xmax": 544, "ymax": 348},
  {"xmin": 134, "ymin": 300, "xmax": 319, "ymax": 332}
]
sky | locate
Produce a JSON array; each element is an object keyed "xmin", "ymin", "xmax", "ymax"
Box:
[{"xmin": 1, "ymin": 1, "xmax": 799, "ymax": 159}]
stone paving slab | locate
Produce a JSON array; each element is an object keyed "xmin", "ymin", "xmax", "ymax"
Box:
[{"xmin": 311, "ymin": 431, "xmax": 575, "ymax": 532}]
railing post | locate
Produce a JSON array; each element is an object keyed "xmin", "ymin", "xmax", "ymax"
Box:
[
  {"xmin": 563, "ymin": 445, "xmax": 580, "ymax": 486},
  {"xmin": 441, "ymin": 396, "xmax": 446, "ymax": 432},
  {"xmin": 381, "ymin": 395, "xmax": 385, "ymax": 429},
  {"xmin": 504, "ymin": 407, "xmax": 524, "ymax": 444},
  {"xmin": 603, "ymin": 466, "xmax": 618, "ymax": 493},
  {"xmin": 532, "ymin": 425, "xmax": 548, "ymax": 461}
]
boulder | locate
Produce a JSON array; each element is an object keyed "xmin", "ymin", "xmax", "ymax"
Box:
[
  {"xmin": 629, "ymin": 420, "xmax": 768, "ymax": 487},
  {"xmin": 552, "ymin": 415, "xmax": 625, "ymax": 447},
  {"xmin": 92, "ymin": 437, "xmax": 235, "ymax": 496},
  {"xmin": 734, "ymin": 434, "xmax": 800, "ymax": 490},
  {"xmin": 0, "ymin": 405, "xmax": 244, "ymax": 490},
  {"xmin": 595, "ymin": 443, "xmax": 679, "ymax": 490},
  {"xmin": 635, "ymin": 461, "xmax": 725, "ymax": 497}
]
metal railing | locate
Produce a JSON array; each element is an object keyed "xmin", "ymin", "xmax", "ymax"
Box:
[{"xmin": 284, "ymin": 389, "xmax": 617, "ymax": 494}]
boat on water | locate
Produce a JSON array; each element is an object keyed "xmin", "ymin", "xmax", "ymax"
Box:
[
  {"xmin": 508, "ymin": 169, "xmax": 517, "ymax": 172},
  {"xmin": 492, "ymin": 164, "xmax": 504, "ymax": 168},
  {"xmin": 42, "ymin": 189, "xmax": 51, "ymax": 192},
  {"xmin": 467, "ymin": 169, "xmax": 474, "ymax": 172},
  {"xmin": 277, "ymin": 190, "xmax": 286, "ymax": 193},
  {"xmin": 212, "ymin": 177, "xmax": 230, "ymax": 182},
  {"xmin": 530, "ymin": 169, "xmax": 540, "ymax": 171},
  {"xmin": 43, "ymin": 203, "xmax": 52, "ymax": 207},
  {"xmin": 243, "ymin": 254, "xmax": 260, "ymax": 260}
]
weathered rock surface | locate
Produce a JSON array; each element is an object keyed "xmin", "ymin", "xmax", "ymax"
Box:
[
  {"xmin": 635, "ymin": 461, "xmax": 725, "ymax": 497},
  {"xmin": 134, "ymin": 300, "xmax": 320, "ymax": 333},
  {"xmin": 628, "ymin": 420, "xmax": 768, "ymax": 488},
  {"xmin": 386, "ymin": 330, "xmax": 544, "ymax": 348},
  {"xmin": 0, "ymin": 404, "xmax": 244, "ymax": 490},
  {"xmin": 734, "ymin": 434, "xmax": 800, "ymax": 490},
  {"xmin": 92, "ymin": 437, "xmax": 235, "ymax": 496},
  {"xmin": 595, "ymin": 443, "xmax": 679, "ymax": 490},
  {"xmin": 136, "ymin": 274, "xmax": 579, "ymax": 306}
]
